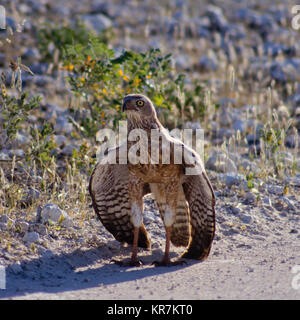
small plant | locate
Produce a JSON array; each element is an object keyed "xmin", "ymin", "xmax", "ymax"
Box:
[
  {"xmin": 62, "ymin": 35, "xmax": 210, "ymax": 136},
  {"xmin": 0, "ymin": 70, "xmax": 41, "ymax": 145},
  {"xmin": 38, "ymin": 21, "xmax": 112, "ymax": 67},
  {"xmin": 259, "ymin": 111, "xmax": 293, "ymax": 177},
  {"xmin": 26, "ymin": 123, "xmax": 57, "ymax": 169},
  {"xmin": 246, "ymin": 171, "xmax": 255, "ymax": 189}
]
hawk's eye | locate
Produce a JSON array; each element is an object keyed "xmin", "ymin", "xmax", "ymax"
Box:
[{"xmin": 136, "ymin": 100, "xmax": 144, "ymax": 107}]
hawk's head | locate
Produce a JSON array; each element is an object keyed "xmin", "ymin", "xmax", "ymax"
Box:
[{"xmin": 122, "ymin": 94, "xmax": 157, "ymax": 119}]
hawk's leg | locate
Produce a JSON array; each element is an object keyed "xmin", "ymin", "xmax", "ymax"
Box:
[
  {"xmin": 153, "ymin": 224, "xmax": 186, "ymax": 267},
  {"xmin": 128, "ymin": 178, "xmax": 145, "ymax": 266},
  {"xmin": 152, "ymin": 183, "xmax": 186, "ymax": 266},
  {"xmin": 112, "ymin": 225, "xmax": 143, "ymax": 267}
]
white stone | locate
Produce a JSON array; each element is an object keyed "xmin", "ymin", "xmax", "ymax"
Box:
[
  {"xmin": 40, "ymin": 204, "xmax": 73, "ymax": 227},
  {"xmin": 23, "ymin": 231, "xmax": 40, "ymax": 244}
]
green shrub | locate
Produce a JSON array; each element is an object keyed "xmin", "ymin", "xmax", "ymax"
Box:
[{"xmin": 63, "ymin": 35, "xmax": 209, "ymax": 137}]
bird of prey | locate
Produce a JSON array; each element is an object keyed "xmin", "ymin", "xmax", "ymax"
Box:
[{"xmin": 89, "ymin": 94, "xmax": 215, "ymax": 266}]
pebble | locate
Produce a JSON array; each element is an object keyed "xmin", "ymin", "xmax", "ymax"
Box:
[
  {"xmin": 80, "ymin": 14, "xmax": 113, "ymax": 34},
  {"xmin": 61, "ymin": 144, "xmax": 78, "ymax": 156},
  {"xmin": 204, "ymin": 5, "xmax": 228, "ymax": 32},
  {"xmin": 30, "ymin": 223, "xmax": 48, "ymax": 235},
  {"xmin": 219, "ymin": 173, "xmax": 245, "ymax": 187},
  {"xmin": 39, "ymin": 204, "xmax": 73, "ymax": 227},
  {"xmin": 245, "ymin": 192, "xmax": 256, "ymax": 202},
  {"xmin": 15, "ymin": 220, "xmax": 30, "ymax": 233},
  {"xmin": 239, "ymin": 214, "xmax": 252, "ymax": 224},
  {"xmin": 267, "ymin": 184, "xmax": 283, "ymax": 195},
  {"xmin": 8, "ymin": 149, "xmax": 25, "ymax": 158},
  {"xmin": 55, "ymin": 115, "xmax": 73, "ymax": 134},
  {"xmin": 23, "ymin": 231, "xmax": 40, "ymax": 244},
  {"xmin": 232, "ymin": 119, "xmax": 245, "ymax": 133},
  {"xmin": 206, "ymin": 151, "xmax": 237, "ymax": 173},
  {"xmin": 0, "ymin": 151, "xmax": 10, "ymax": 161},
  {"xmin": 198, "ymin": 55, "xmax": 219, "ymax": 72}
]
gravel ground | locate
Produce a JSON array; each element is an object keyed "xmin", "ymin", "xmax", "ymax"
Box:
[
  {"xmin": 0, "ymin": 0, "xmax": 300, "ymax": 300},
  {"xmin": 1, "ymin": 192, "xmax": 300, "ymax": 299}
]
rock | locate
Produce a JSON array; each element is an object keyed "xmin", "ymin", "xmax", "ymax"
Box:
[
  {"xmin": 204, "ymin": 5, "xmax": 228, "ymax": 32},
  {"xmin": 10, "ymin": 132, "xmax": 29, "ymax": 148},
  {"xmin": 15, "ymin": 220, "xmax": 29, "ymax": 233},
  {"xmin": 0, "ymin": 223, "xmax": 7, "ymax": 231},
  {"xmin": 0, "ymin": 151, "xmax": 10, "ymax": 161},
  {"xmin": 174, "ymin": 55, "xmax": 192, "ymax": 71},
  {"xmin": 90, "ymin": 1, "xmax": 120, "ymax": 18},
  {"xmin": 29, "ymin": 63, "xmax": 49, "ymax": 75},
  {"xmin": 61, "ymin": 144, "xmax": 78, "ymax": 156},
  {"xmin": 30, "ymin": 223, "xmax": 48, "ymax": 235},
  {"xmin": 206, "ymin": 151, "xmax": 237, "ymax": 173},
  {"xmin": 23, "ymin": 231, "xmax": 40, "ymax": 244},
  {"xmin": 263, "ymin": 42, "xmax": 291, "ymax": 57},
  {"xmin": 232, "ymin": 119, "xmax": 245, "ymax": 133},
  {"xmin": 80, "ymin": 14, "xmax": 113, "ymax": 34},
  {"xmin": 239, "ymin": 159, "xmax": 258, "ymax": 172},
  {"xmin": 281, "ymin": 197, "xmax": 296, "ymax": 211},
  {"xmin": 27, "ymin": 187, "xmax": 41, "ymax": 202},
  {"xmin": 40, "ymin": 204, "xmax": 73, "ymax": 227},
  {"xmin": 219, "ymin": 173, "xmax": 245, "ymax": 187},
  {"xmin": 44, "ymin": 102, "xmax": 65, "ymax": 120},
  {"xmin": 34, "ymin": 75, "xmax": 55, "ymax": 88},
  {"xmin": 246, "ymin": 133, "xmax": 260, "ymax": 146},
  {"xmin": 198, "ymin": 55, "xmax": 219, "ymax": 72},
  {"xmin": 22, "ymin": 48, "xmax": 41, "ymax": 64},
  {"xmin": 245, "ymin": 192, "xmax": 256, "ymax": 202},
  {"xmin": 8, "ymin": 149, "xmax": 25, "ymax": 158},
  {"xmin": 231, "ymin": 207, "xmax": 242, "ymax": 215},
  {"xmin": 239, "ymin": 214, "xmax": 252, "ymax": 224},
  {"xmin": 55, "ymin": 115, "xmax": 73, "ymax": 134},
  {"xmin": 268, "ymin": 59, "xmax": 300, "ymax": 83},
  {"xmin": 262, "ymin": 196, "xmax": 272, "ymax": 207},
  {"xmin": 267, "ymin": 184, "xmax": 283, "ymax": 195},
  {"xmin": 52, "ymin": 135, "xmax": 67, "ymax": 147}
]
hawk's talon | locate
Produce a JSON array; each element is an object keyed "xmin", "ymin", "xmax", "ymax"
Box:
[
  {"xmin": 112, "ymin": 258, "xmax": 143, "ymax": 267},
  {"xmin": 152, "ymin": 259, "xmax": 186, "ymax": 267}
]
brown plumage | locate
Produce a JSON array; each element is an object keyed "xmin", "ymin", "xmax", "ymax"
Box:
[{"xmin": 89, "ymin": 94, "xmax": 215, "ymax": 266}]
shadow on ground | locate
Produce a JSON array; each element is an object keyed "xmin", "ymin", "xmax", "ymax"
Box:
[{"xmin": 0, "ymin": 246, "xmax": 195, "ymax": 299}]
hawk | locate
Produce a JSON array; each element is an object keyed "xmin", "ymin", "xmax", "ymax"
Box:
[{"xmin": 89, "ymin": 94, "xmax": 215, "ymax": 266}]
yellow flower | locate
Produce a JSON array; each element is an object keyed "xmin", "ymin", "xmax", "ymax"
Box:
[
  {"xmin": 115, "ymin": 105, "xmax": 120, "ymax": 110},
  {"xmin": 118, "ymin": 69, "xmax": 123, "ymax": 76},
  {"xmin": 102, "ymin": 88, "xmax": 107, "ymax": 94},
  {"xmin": 133, "ymin": 77, "xmax": 141, "ymax": 87},
  {"xmin": 80, "ymin": 77, "xmax": 85, "ymax": 83},
  {"xmin": 123, "ymin": 75, "xmax": 129, "ymax": 81},
  {"xmin": 62, "ymin": 64, "xmax": 74, "ymax": 72},
  {"xmin": 101, "ymin": 111, "xmax": 105, "ymax": 119},
  {"xmin": 1, "ymin": 84, "xmax": 6, "ymax": 97},
  {"xmin": 146, "ymin": 74, "xmax": 151, "ymax": 79}
]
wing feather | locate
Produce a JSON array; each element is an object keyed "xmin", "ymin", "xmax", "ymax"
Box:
[
  {"xmin": 179, "ymin": 144, "xmax": 216, "ymax": 260},
  {"xmin": 89, "ymin": 147, "xmax": 151, "ymax": 249}
]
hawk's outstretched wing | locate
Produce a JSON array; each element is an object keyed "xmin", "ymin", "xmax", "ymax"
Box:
[
  {"xmin": 180, "ymin": 145, "xmax": 216, "ymax": 260},
  {"xmin": 89, "ymin": 147, "xmax": 151, "ymax": 249}
]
